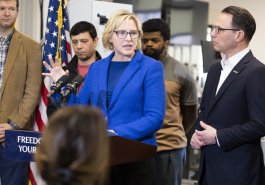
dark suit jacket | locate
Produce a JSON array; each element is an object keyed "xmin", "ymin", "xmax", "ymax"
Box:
[
  {"xmin": 197, "ymin": 51, "xmax": 265, "ymax": 185},
  {"xmin": 0, "ymin": 30, "xmax": 42, "ymax": 129}
]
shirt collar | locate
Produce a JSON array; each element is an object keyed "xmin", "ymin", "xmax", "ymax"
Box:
[
  {"xmin": 221, "ymin": 47, "xmax": 250, "ymax": 69},
  {"xmin": 0, "ymin": 29, "xmax": 14, "ymax": 43}
]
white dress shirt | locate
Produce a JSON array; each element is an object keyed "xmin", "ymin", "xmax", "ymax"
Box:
[
  {"xmin": 215, "ymin": 47, "xmax": 250, "ymax": 146},
  {"xmin": 216, "ymin": 47, "xmax": 250, "ymax": 95}
]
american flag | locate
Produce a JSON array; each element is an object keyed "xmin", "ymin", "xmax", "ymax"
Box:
[{"xmin": 28, "ymin": 0, "xmax": 71, "ymax": 184}]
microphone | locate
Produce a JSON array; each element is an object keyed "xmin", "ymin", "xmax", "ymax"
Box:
[
  {"xmin": 47, "ymin": 75, "xmax": 70, "ymax": 97},
  {"xmin": 61, "ymin": 75, "xmax": 84, "ymax": 101}
]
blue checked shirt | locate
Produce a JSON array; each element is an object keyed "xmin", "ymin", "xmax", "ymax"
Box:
[{"xmin": 0, "ymin": 31, "xmax": 13, "ymax": 93}]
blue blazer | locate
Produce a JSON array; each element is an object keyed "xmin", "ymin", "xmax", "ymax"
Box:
[
  {"xmin": 68, "ymin": 50, "xmax": 165, "ymax": 145},
  {"xmin": 196, "ymin": 51, "xmax": 265, "ymax": 185}
]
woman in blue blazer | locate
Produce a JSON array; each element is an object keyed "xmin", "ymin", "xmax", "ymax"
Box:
[
  {"xmin": 67, "ymin": 10, "xmax": 165, "ymax": 185},
  {"xmin": 68, "ymin": 12, "xmax": 165, "ymax": 145},
  {"xmin": 68, "ymin": 49, "xmax": 165, "ymax": 145},
  {"xmin": 44, "ymin": 9, "xmax": 165, "ymax": 185}
]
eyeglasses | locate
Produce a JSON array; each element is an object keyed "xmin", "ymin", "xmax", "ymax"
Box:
[
  {"xmin": 113, "ymin": 30, "xmax": 140, "ymax": 39},
  {"xmin": 211, "ymin": 26, "xmax": 240, "ymax": 34}
]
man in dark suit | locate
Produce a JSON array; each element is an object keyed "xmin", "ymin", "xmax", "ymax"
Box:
[
  {"xmin": 190, "ymin": 6, "xmax": 265, "ymax": 185},
  {"xmin": 0, "ymin": 0, "xmax": 42, "ymax": 185}
]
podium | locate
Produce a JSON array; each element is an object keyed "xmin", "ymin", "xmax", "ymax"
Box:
[
  {"xmin": 109, "ymin": 136, "xmax": 157, "ymax": 166},
  {"xmin": 4, "ymin": 130, "xmax": 157, "ymax": 165}
]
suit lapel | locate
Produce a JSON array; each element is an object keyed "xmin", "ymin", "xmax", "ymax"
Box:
[
  {"xmin": 209, "ymin": 52, "xmax": 252, "ymax": 111},
  {"xmin": 214, "ymin": 63, "xmax": 245, "ymax": 99},
  {"xmin": 1, "ymin": 31, "xmax": 21, "ymax": 95},
  {"xmin": 108, "ymin": 51, "xmax": 141, "ymax": 111},
  {"xmin": 207, "ymin": 63, "xmax": 222, "ymax": 110}
]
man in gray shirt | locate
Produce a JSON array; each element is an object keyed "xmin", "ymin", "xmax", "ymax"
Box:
[{"xmin": 142, "ymin": 18, "xmax": 197, "ymax": 185}]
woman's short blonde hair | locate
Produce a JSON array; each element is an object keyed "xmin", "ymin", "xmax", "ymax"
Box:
[{"xmin": 102, "ymin": 9, "xmax": 143, "ymax": 51}]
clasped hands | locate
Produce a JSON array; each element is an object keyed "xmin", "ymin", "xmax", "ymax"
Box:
[{"xmin": 190, "ymin": 121, "xmax": 217, "ymax": 149}]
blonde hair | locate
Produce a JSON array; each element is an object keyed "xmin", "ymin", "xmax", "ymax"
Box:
[
  {"xmin": 102, "ymin": 9, "xmax": 143, "ymax": 51},
  {"xmin": 35, "ymin": 106, "xmax": 109, "ymax": 185}
]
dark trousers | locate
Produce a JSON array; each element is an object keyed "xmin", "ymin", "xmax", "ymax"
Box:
[
  {"xmin": 0, "ymin": 144, "xmax": 29, "ymax": 185},
  {"xmin": 154, "ymin": 148, "xmax": 186, "ymax": 185},
  {"xmin": 199, "ymin": 159, "xmax": 207, "ymax": 185},
  {"xmin": 108, "ymin": 158, "xmax": 155, "ymax": 185}
]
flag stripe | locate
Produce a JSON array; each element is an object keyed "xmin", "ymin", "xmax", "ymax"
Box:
[
  {"xmin": 41, "ymin": 82, "xmax": 49, "ymax": 106},
  {"xmin": 34, "ymin": 108, "xmax": 46, "ymax": 131},
  {"xmin": 28, "ymin": 168, "xmax": 37, "ymax": 185}
]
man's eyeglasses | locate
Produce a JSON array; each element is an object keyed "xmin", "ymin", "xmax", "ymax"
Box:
[
  {"xmin": 113, "ymin": 30, "xmax": 140, "ymax": 39},
  {"xmin": 211, "ymin": 26, "xmax": 240, "ymax": 34}
]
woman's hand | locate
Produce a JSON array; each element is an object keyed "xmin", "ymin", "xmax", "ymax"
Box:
[{"xmin": 42, "ymin": 56, "xmax": 69, "ymax": 82}]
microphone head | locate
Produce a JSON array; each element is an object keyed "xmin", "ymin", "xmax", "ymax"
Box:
[
  {"xmin": 50, "ymin": 75, "xmax": 70, "ymax": 91},
  {"xmin": 60, "ymin": 75, "xmax": 84, "ymax": 101}
]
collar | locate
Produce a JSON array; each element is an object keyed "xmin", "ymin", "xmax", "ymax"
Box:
[
  {"xmin": 95, "ymin": 50, "xmax": 102, "ymax": 61},
  {"xmin": 221, "ymin": 47, "xmax": 250, "ymax": 69},
  {"xmin": 0, "ymin": 29, "xmax": 14, "ymax": 43}
]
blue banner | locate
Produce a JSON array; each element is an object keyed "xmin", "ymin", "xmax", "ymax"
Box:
[{"xmin": 5, "ymin": 130, "xmax": 42, "ymax": 162}]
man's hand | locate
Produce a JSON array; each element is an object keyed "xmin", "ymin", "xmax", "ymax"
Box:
[
  {"xmin": 0, "ymin": 123, "xmax": 12, "ymax": 143},
  {"xmin": 190, "ymin": 132, "xmax": 205, "ymax": 149},
  {"xmin": 190, "ymin": 121, "xmax": 217, "ymax": 149},
  {"xmin": 42, "ymin": 56, "xmax": 69, "ymax": 82},
  {"xmin": 196, "ymin": 121, "xmax": 217, "ymax": 145}
]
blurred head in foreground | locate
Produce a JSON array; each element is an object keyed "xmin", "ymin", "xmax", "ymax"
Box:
[{"xmin": 35, "ymin": 106, "xmax": 109, "ymax": 185}]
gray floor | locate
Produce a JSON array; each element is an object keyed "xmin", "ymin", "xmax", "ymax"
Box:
[{"xmin": 182, "ymin": 179, "xmax": 198, "ymax": 185}]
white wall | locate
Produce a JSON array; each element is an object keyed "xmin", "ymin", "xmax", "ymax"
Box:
[
  {"xmin": 200, "ymin": 0, "xmax": 265, "ymax": 63},
  {"xmin": 17, "ymin": 0, "xmax": 41, "ymax": 41}
]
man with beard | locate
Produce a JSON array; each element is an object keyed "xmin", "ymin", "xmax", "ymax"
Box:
[
  {"xmin": 142, "ymin": 18, "xmax": 197, "ymax": 185},
  {"xmin": 45, "ymin": 21, "xmax": 101, "ymax": 117}
]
